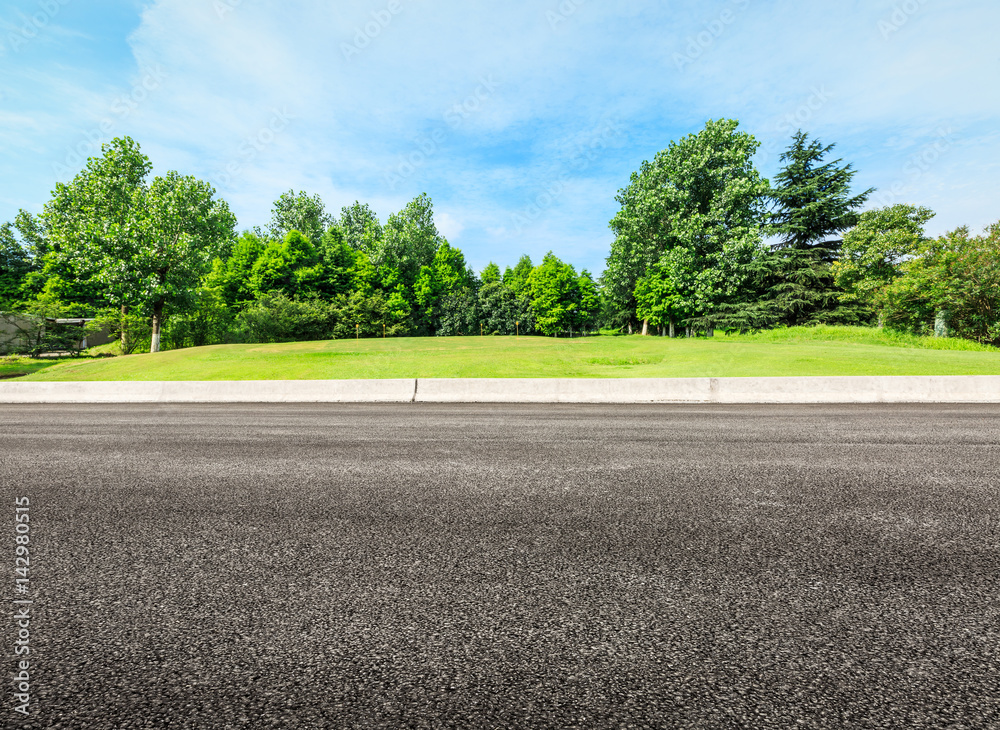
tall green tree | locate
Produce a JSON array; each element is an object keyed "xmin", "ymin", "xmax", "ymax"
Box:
[
  {"xmin": 377, "ymin": 193, "xmax": 442, "ymax": 293},
  {"xmin": 528, "ymin": 252, "xmax": 583, "ymax": 336},
  {"xmin": 478, "ymin": 280, "xmax": 533, "ymax": 335},
  {"xmin": 1, "ymin": 208, "xmax": 51, "ymax": 307},
  {"xmin": 606, "ymin": 118, "xmax": 770, "ymax": 334},
  {"xmin": 268, "ymin": 190, "xmax": 333, "ymax": 246},
  {"xmin": 503, "ymin": 255, "xmax": 534, "ymax": 296},
  {"xmin": 45, "ymin": 137, "xmax": 236, "ymax": 352},
  {"xmin": 763, "ymin": 130, "xmax": 874, "ymax": 326},
  {"xmin": 634, "ymin": 250, "xmax": 696, "ymax": 336},
  {"xmin": 480, "ymin": 262, "xmax": 501, "ymax": 285},
  {"xmin": 575, "ymin": 270, "xmax": 601, "ymax": 333},
  {"xmin": 834, "ymin": 204, "xmax": 934, "ymax": 320},
  {"xmin": 250, "ymin": 230, "xmax": 323, "ymax": 298},
  {"xmin": 207, "ymin": 231, "xmax": 267, "ymax": 307},
  {"xmin": 338, "ymin": 202, "xmax": 383, "ymax": 253},
  {"xmin": 413, "ymin": 240, "xmax": 473, "ymax": 334},
  {"xmin": 0, "ymin": 217, "xmax": 36, "ymax": 308}
]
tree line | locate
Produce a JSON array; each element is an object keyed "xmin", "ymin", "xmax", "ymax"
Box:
[
  {"xmin": 0, "ymin": 138, "xmax": 599, "ymax": 353},
  {"xmin": 605, "ymin": 119, "xmax": 999, "ymax": 345},
  {"xmin": 1, "ymin": 126, "xmax": 998, "ymax": 355}
]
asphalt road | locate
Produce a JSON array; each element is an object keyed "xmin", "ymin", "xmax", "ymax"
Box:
[{"xmin": 1, "ymin": 404, "xmax": 998, "ymax": 729}]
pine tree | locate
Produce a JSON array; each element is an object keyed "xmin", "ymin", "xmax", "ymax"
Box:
[{"xmin": 762, "ymin": 131, "xmax": 874, "ymax": 326}]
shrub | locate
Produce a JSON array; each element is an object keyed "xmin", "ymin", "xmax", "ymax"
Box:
[{"xmin": 237, "ymin": 291, "xmax": 335, "ymax": 343}]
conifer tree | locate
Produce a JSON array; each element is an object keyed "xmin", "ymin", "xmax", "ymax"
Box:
[{"xmin": 762, "ymin": 131, "xmax": 874, "ymax": 326}]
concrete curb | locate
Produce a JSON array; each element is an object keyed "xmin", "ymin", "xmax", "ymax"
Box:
[
  {"xmin": 1, "ymin": 376, "xmax": 999, "ymax": 404},
  {"xmin": 0, "ymin": 379, "xmax": 416, "ymax": 403},
  {"xmin": 413, "ymin": 376, "xmax": 1000, "ymax": 403}
]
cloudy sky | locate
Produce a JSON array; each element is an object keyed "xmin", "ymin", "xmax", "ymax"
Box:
[{"xmin": 1, "ymin": 0, "xmax": 997, "ymax": 274}]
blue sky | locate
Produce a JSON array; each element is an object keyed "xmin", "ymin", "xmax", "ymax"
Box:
[{"xmin": 1, "ymin": 0, "xmax": 998, "ymax": 275}]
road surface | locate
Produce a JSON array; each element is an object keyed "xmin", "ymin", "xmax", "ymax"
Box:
[{"xmin": 1, "ymin": 404, "xmax": 997, "ymax": 728}]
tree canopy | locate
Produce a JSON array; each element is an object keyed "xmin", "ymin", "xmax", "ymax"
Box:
[{"xmin": 44, "ymin": 137, "xmax": 235, "ymax": 352}]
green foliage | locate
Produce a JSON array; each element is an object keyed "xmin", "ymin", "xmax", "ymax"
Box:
[
  {"xmin": 882, "ymin": 223, "xmax": 1000, "ymax": 345},
  {"xmin": 769, "ymin": 131, "xmax": 873, "ymax": 250},
  {"xmin": 338, "ymin": 201, "xmax": 383, "ymax": 253},
  {"xmin": 413, "ymin": 240, "xmax": 473, "ymax": 334},
  {"xmin": 480, "ymin": 262, "xmax": 501, "ymax": 285},
  {"xmin": 528, "ymin": 252, "xmax": 583, "ymax": 336},
  {"xmin": 376, "ymin": 193, "xmax": 442, "ymax": 291},
  {"xmin": 503, "ymin": 255, "xmax": 533, "ymax": 295},
  {"xmin": 207, "ymin": 231, "xmax": 267, "ymax": 306},
  {"xmin": 250, "ymin": 230, "xmax": 323, "ymax": 298},
  {"xmin": 91, "ymin": 307, "xmax": 152, "ymax": 355},
  {"xmin": 436, "ymin": 288, "xmax": 479, "ymax": 337},
  {"xmin": 635, "ymin": 253, "xmax": 693, "ymax": 330},
  {"xmin": 757, "ymin": 247, "xmax": 867, "ymax": 328},
  {"xmin": 162, "ymin": 286, "xmax": 234, "ymax": 350},
  {"xmin": 267, "ymin": 190, "xmax": 333, "ymax": 245},
  {"xmin": 478, "ymin": 281, "xmax": 533, "ymax": 335},
  {"xmin": 19, "ymin": 132, "xmax": 995, "ymax": 356},
  {"xmin": 606, "ymin": 118, "xmax": 770, "ymax": 329},
  {"xmin": 835, "ymin": 204, "xmax": 935, "ymax": 312},
  {"xmin": 329, "ymin": 290, "xmax": 409, "ymax": 339},
  {"xmin": 238, "ymin": 291, "xmax": 335, "ymax": 343},
  {"xmin": 0, "ymin": 220, "xmax": 34, "ymax": 308},
  {"xmin": 576, "ymin": 271, "xmax": 601, "ymax": 332},
  {"xmin": 758, "ymin": 131, "xmax": 874, "ymax": 327},
  {"xmin": 44, "ymin": 137, "xmax": 236, "ymax": 352}
]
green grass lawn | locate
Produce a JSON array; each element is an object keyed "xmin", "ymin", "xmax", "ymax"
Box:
[
  {"xmin": 14, "ymin": 326, "xmax": 1000, "ymax": 381},
  {"xmin": 0, "ymin": 356, "xmax": 72, "ymax": 380}
]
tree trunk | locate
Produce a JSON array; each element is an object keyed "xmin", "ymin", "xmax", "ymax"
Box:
[
  {"xmin": 669, "ymin": 317, "xmax": 675, "ymax": 338},
  {"xmin": 151, "ymin": 300, "xmax": 164, "ymax": 353},
  {"xmin": 641, "ymin": 318, "xmax": 648, "ymax": 336},
  {"xmin": 707, "ymin": 326, "xmax": 714, "ymax": 338},
  {"xmin": 686, "ymin": 326, "xmax": 692, "ymax": 338},
  {"xmin": 120, "ymin": 304, "xmax": 129, "ymax": 352},
  {"xmin": 627, "ymin": 322, "xmax": 632, "ymax": 335}
]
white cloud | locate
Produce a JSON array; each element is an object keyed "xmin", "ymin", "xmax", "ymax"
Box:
[{"xmin": 435, "ymin": 211, "xmax": 464, "ymax": 241}]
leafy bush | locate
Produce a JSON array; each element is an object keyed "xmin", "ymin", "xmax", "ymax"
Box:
[
  {"xmin": 329, "ymin": 290, "xmax": 409, "ymax": 339},
  {"xmin": 237, "ymin": 291, "xmax": 335, "ymax": 343},
  {"xmin": 882, "ymin": 223, "xmax": 1000, "ymax": 345},
  {"xmin": 162, "ymin": 287, "xmax": 235, "ymax": 350}
]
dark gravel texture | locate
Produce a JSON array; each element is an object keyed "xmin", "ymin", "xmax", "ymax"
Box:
[{"xmin": 1, "ymin": 403, "xmax": 999, "ymax": 729}]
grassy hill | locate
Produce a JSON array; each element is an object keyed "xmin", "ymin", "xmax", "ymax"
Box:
[{"xmin": 13, "ymin": 326, "xmax": 1000, "ymax": 381}]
